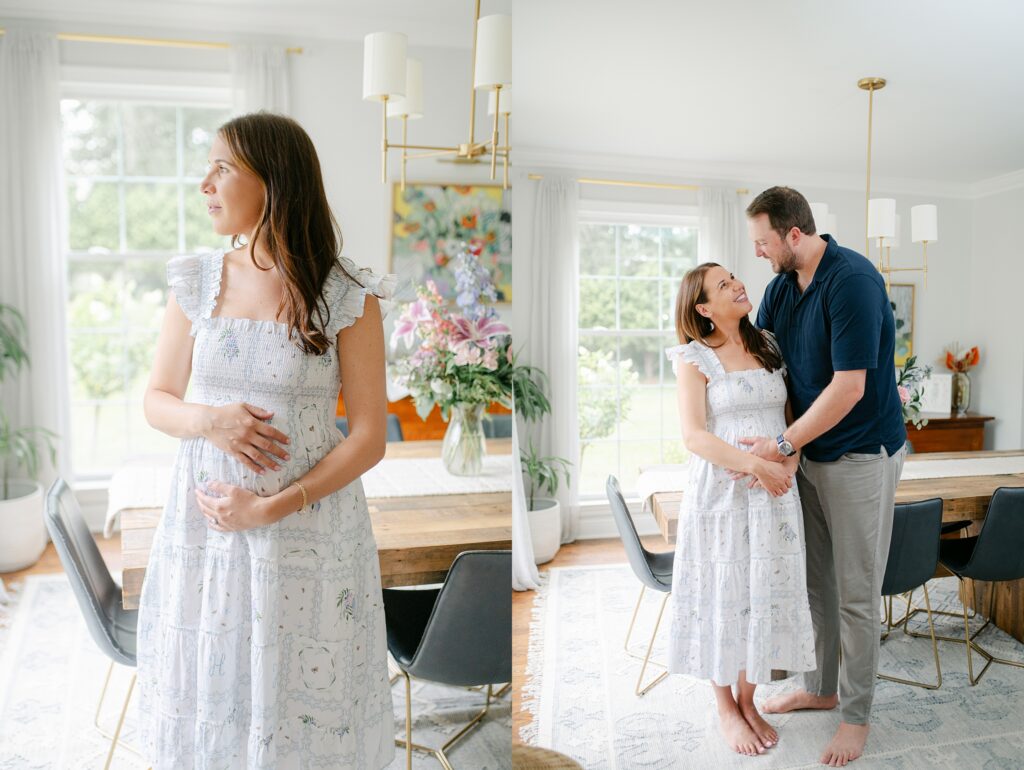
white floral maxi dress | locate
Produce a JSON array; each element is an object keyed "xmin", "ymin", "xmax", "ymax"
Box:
[
  {"xmin": 136, "ymin": 249, "xmax": 396, "ymax": 769},
  {"xmin": 665, "ymin": 339, "xmax": 815, "ymax": 686}
]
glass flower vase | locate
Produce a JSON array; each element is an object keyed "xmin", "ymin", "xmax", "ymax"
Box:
[
  {"xmin": 952, "ymin": 372, "xmax": 971, "ymax": 416},
  {"xmin": 442, "ymin": 403, "xmax": 487, "ymax": 476}
]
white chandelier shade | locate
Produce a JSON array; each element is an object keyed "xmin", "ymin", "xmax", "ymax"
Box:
[
  {"xmin": 474, "ymin": 14, "xmax": 512, "ymax": 89},
  {"xmin": 362, "ymin": 31, "xmax": 407, "ymax": 101},
  {"xmin": 387, "ymin": 58, "xmax": 423, "ymax": 119}
]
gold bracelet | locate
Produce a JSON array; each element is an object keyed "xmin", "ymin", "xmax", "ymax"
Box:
[{"xmin": 291, "ymin": 481, "xmax": 308, "ymax": 513}]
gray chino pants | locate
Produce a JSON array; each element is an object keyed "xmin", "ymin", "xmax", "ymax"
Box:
[{"xmin": 796, "ymin": 443, "xmax": 906, "ymax": 725}]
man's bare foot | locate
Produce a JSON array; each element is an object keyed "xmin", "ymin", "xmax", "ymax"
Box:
[
  {"xmin": 763, "ymin": 689, "xmax": 838, "ymax": 714},
  {"xmin": 718, "ymin": 706, "xmax": 766, "ymax": 756},
  {"xmin": 739, "ymin": 701, "xmax": 778, "ymax": 747},
  {"xmin": 821, "ymin": 722, "xmax": 868, "ymax": 766}
]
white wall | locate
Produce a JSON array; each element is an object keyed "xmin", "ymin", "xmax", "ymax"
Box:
[{"xmin": 968, "ymin": 187, "xmax": 1024, "ymax": 449}]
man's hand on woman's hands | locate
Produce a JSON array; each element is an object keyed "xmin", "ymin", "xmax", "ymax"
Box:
[{"xmin": 738, "ymin": 435, "xmax": 785, "ymax": 462}]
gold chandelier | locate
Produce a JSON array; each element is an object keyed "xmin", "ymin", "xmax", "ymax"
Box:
[
  {"xmin": 362, "ymin": 1, "xmax": 512, "ymax": 189},
  {"xmin": 859, "ymin": 76, "xmax": 937, "ymax": 291}
]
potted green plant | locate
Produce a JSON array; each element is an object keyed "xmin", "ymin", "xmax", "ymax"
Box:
[
  {"xmin": 0, "ymin": 304, "xmax": 57, "ymax": 572},
  {"xmin": 520, "ymin": 439, "xmax": 571, "ymax": 564},
  {"xmin": 512, "ymin": 364, "xmax": 572, "ymax": 564}
]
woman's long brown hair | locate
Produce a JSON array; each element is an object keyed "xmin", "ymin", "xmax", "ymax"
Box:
[
  {"xmin": 674, "ymin": 262, "xmax": 782, "ymax": 372},
  {"xmin": 219, "ymin": 112, "xmax": 361, "ymax": 355}
]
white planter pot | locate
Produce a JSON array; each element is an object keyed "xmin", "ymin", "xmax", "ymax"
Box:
[
  {"xmin": 527, "ymin": 498, "xmax": 561, "ymax": 565},
  {"xmin": 0, "ymin": 480, "xmax": 47, "ymax": 572}
]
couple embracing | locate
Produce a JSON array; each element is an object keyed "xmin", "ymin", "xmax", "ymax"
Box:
[{"xmin": 666, "ymin": 186, "xmax": 906, "ymax": 766}]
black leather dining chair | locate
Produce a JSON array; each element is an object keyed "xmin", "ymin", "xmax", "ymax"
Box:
[
  {"xmin": 931, "ymin": 487, "xmax": 1024, "ymax": 685},
  {"xmin": 606, "ymin": 475, "xmax": 673, "ymax": 696},
  {"xmin": 878, "ymin": 498, "xmax": 944, "ymax": 689},
  {"xmin": 382, "ymin": 550, "xmax": 511, "ymax": 769},
  {"xmin": 336, "ymin": 413, "xmax": 404, "ymax": 441},
  {"xmin": 44, "ymin": 479, "xmax": 140, "ymax": 769}
]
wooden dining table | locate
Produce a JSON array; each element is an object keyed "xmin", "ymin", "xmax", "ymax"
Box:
[
  {"xmin": 649, "ymin": 450, "xmax": 1024, "ymax": 642},
  {"xmin": 119, "ymin": 438, "xmax": 512, "ymax": 610}
]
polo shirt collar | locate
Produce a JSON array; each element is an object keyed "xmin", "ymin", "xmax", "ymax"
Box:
[{"xmin": 784, "ymin": 234, "xmax": 840, "ymax": 290}]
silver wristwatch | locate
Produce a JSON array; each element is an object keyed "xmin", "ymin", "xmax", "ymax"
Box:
[{"xmin": 776, "ymin": 433, "xmax": 796, "ymax": 457}]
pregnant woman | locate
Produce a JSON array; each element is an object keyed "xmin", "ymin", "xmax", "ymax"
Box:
[
  {"xmin": 136, "ymin": 112, "xmax": 395, "ymax": 768},
  {"xmin": 666, "ymin": 263, "xmax": 815, "ymax": 757}
]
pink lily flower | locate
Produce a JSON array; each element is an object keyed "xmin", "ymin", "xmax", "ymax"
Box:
[
  {"xmin": 390, "ymin": 299, "xmax": 432, "ymax": 349},
  {"xmin": 449, "ymin": 315, "xmax": 510, "ymax": 350}
]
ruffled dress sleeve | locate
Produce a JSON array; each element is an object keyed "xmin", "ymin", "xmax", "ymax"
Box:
[
  {"xmin": 665, "ymin": 341, "xmax": 716, "ymax": 379},
  {"xmin": 167, "ymin": 252, "xmax": 222, "ymax": 338},
  {"xmin": 321, "ymin": 256, "xmax": 398, "ymax": 340}
]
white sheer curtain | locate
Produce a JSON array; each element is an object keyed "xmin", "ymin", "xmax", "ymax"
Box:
[
  {"xmin": 697, "ymin": 185, "xmax": 743, "ymax": 272},
  {"xmin": 512, "ymin": 172, "xmax": 581, "ymax": 544},
  {"xmin": 0, "ymin": 28, "xmax": 71, "ymax": 486},
  {"xmin": 230, "ymin": 44, "xmax": 290, "ymax": 114},
  {"xmin": 511, "ymin": 387, "xmax": 541, "ymax": 591}
]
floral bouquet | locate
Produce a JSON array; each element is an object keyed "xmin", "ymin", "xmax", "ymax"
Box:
[
  {"xmin": 390, "ymin": 244, "xmax": 547, "ymax": 474},
  {"xmin": 390, "ymin": 244, "xmax": 513, "ymax": 420},
  {"xmin": 897, "ymin": 355, "xmax": 932, "ymax": 429},
  {"xmin": 945, "ymin": 344, "xmax": 980, "ymax": 373}
]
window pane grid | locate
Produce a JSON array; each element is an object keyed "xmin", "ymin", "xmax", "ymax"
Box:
[
  {"xmin": 62, "ymin": 98, "xmax": 229, "ymax": 478},
  {"xmin": 577, "ymin": 218, "xmax": 698, "ymax": 499}
]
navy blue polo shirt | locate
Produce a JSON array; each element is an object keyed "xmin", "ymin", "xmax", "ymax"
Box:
[{"xmin": 756, "ymin": 235, "xmax": 906, "ymax": 463}]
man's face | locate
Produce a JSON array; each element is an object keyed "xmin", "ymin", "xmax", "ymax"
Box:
[{"xmin": 748, "ymin": 213, "xmax": 797, "ymax": 274}]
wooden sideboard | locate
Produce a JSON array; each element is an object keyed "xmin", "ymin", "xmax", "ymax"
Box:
[
  {"xmin": 336, "ymin": 393, "xmax": 511, "ymax": 441},
  {"xmin": 906, "ymin": 412, "xmax": 993, "ymax": 453}
]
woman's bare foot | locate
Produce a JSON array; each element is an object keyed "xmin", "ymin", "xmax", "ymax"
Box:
[
  {"xmin": 739, "ymin": 701, "xmax": 778, "ymax": 747},
  {"xmin": 821, "ymin": 722, "xmax": 868, "ymax": 766},
  {"xmin": 718, "ymin": 706, "xmax": 766, "ymax": 756},
  {"xmin": 763, "ymin": 689, "xmax": 838, "ymax": 714}
]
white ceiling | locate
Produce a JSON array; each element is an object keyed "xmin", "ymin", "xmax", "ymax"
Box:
[
  {"xmin": 0, "ymin": 0, "xmax": 512, "ymax": 48},
  {"xmin": 514, "ymin": 0, "xmax": 1024, "ymax": 189}
]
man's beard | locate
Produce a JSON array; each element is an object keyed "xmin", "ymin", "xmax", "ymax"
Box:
[{"xmin": 773, "ymin": 242, "xmax": 798, "ymax": 273}]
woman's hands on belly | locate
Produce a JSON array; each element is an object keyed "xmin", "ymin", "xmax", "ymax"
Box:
[
  {"xmin": 195, "ymin": 479, "xmax": 277, "ymax": 532},
  {"xmin": 201, "ymin": 401, "xmax": 291, "ymax": 474}
]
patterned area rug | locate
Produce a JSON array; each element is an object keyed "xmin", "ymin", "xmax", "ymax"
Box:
[
  {"xmin": 521, "ymin": 565, "xmax": 1024, "ymax": 769},
  {"xmin": 0, "ymin": 574, "xmax": 510, "ymax": 769}
]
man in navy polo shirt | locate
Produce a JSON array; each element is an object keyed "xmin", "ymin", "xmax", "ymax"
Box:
[{"xmin": 742, "ymin": 186, "xmax": 906, "ymax": 766}]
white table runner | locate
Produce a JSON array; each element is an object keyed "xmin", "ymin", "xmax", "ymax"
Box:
[
  {"xmin": 900, "ymin": 455, "xmax": 1024, "ymax": 480},
  {"xmin": 634, "ymin": 455, "xmax": 1024, "ymax": 511},
  {"xmin": 103, "ymin": 453, "xmax": 513, "ymax": 537}
]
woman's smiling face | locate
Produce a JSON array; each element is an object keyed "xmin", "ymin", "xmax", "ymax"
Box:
[
  {"xmin": 697, "ymin": 265, "xmax": 752, "ymax": 324},
  {"xmin": 199, "ymin": 134, "xmax": 265, "ymax": 237}
]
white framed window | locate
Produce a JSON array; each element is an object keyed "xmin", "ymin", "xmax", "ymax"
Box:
[
  {"xmin": 60, "ymin": 71, "xmax": 231, "ymax": 480},
  {"xmin": 576, "ymin": 202, "xmax": 699, "ymax": 499}
]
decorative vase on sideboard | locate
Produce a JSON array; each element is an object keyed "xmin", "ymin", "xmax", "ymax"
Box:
[{"xmin": 952, "ymin": 372, "xmax": 971, "ymax": 417}]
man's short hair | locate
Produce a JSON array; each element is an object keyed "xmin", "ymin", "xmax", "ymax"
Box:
[{"xmin": 746, "ymin": 186, "xmax": 816, "ymax": 238}]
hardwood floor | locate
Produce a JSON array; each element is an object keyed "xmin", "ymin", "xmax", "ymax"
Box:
[
  {"xmin": 511, "ymin": 535, "xmax": 672, "ymax": 742},
  {"xmin": 0, "ymin": 535, "xmax": 123, "ymax": 586}
]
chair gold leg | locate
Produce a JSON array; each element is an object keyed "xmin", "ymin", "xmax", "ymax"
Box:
[
  {"xmin": 103, "ymin": 672, "xmax": 136, "ymax": 770},
  {"xmin": 394, "ymin": 673, "xmax": 496, "ymax": 768},
  {"xmin": 623, "ymin": 586, "xmax": 647, "ymax": 656},
  {"xmin": 93, "ymin": 663, "xmax": 144, "ymax": 763},
  {"xmin": 878, "ymin": 584, "xmax": 941, "ymax": 689},
  {"xmin": 404, "ymin": 671, "xmax": 412, "ymax": 770},
  {"xmin": 634, "ymin": 592, "xmax": 670, "ymax": 697}
]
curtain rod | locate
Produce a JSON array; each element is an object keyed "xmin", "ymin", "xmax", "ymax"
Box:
[
  {"xmin": 0, "ymin": 28, "xmax": 303, "ymax": 54},
  {"xmin": 527, "ymin": 173, "xmax": 748, "ymax": 195}
]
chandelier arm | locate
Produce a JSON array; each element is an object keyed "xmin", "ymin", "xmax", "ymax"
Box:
[
  {"xmin": 490, "ymin": 87, "xmax": 501, "ymax": 180},
  {"xmin": 503, "ymin": 113, "xmax": 510, "ymax": 189},
  {"xmin": 468, "ymin": 0, "xmax": 482, "ymax": 147}
]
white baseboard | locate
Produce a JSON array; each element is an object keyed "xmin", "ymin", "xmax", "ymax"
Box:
[{"xmin": 572, "ymin": 500, "xmax": 662, "ymax": 541}]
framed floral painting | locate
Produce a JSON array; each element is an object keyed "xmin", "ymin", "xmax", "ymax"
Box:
[
  {"xmin": 889, "ymin": 283, "xmax": 914, "ymax": 367},
  {"xmin": 389, "ymin": 182, "xmax": 512, "ymax": 303}
]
